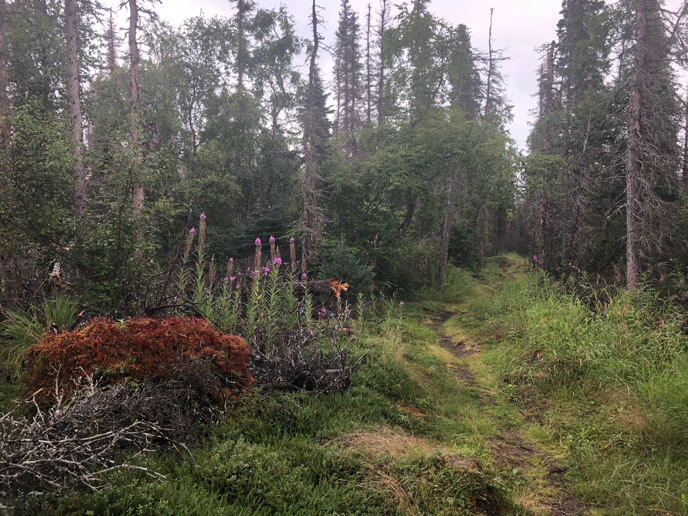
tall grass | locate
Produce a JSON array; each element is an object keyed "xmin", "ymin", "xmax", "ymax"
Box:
[
  {"xmin": 477, "ymin": 268, "xmax": 688, "ymax": 513},
  {"xmin": 1, "ymin": 293, "xmax": 79, "ymax": 363}
]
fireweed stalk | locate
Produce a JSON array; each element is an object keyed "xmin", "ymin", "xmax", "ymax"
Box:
[
  {"xmin": 175, "ymin": 226, "xmax": 196, "ymax": 303},
  {"xmin": 193, "ymin": 214, "xmax": 208, "ymax": 313},
  {"xmin": 245, "ymin": 239, "xmax": 263, "ymax": 345},
  {"xmin": 281, "ymin": 257, "xmax": 299, "ymax": 331},
  {"xmin": 263, "ymin": 257, "xmax": 282, "ymax": 350}
]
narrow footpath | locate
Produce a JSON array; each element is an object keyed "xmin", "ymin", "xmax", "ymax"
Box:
[{"xmin": 425, "ymin": 259, "xmax": 588, "ymax": 515}]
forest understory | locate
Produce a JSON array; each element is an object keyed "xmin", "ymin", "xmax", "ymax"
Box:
[{"xmin": 3, "ymin": 255, "xmax": 688, "ymax": 514}]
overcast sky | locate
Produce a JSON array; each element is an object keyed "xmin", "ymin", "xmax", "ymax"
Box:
[{"xmin": 105, "ymin": 0, "xmax": 685, "ymax": 151}]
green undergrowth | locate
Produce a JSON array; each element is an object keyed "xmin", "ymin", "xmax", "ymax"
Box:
[
  {"xmin": 463, "ymin": 262, "xmax": 688, "ymax": 515},
  {"xmin": 16, "ymin": 300, "xmax": 515, "ymax": 515}
]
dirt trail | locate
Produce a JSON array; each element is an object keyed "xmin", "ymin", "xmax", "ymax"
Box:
[{"xmin": 427, "ymin": 264, "xmax": 588, "ymax": 516}]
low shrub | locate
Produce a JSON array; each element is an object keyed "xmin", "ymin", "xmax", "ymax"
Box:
[{"xmin": 23, "ymin": 316, "xmax": 252, "ymax": 403}]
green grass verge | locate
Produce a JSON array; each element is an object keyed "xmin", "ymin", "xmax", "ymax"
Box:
[{"xmin": 466, "ymin": 263, "xmax": 688, "ymax": 515}]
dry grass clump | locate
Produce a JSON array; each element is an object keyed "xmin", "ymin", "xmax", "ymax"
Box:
[{"xmin": 336, "ymin": 426, "xmax": 435, "ymax": 459}]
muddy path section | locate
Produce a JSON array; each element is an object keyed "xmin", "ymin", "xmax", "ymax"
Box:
[{"xmin": 427, "ymin": 296, "xmax": 589, "ymax": 515}]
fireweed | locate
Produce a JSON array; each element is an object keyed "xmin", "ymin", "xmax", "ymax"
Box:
[{"xmin": 170, "ymin": 216, "xmax": 356, "ymax": 361}]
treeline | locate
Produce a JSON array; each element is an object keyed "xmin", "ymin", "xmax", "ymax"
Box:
[
  {"xmin": 2, "ymin": 0, "xmax": 686, "ymax": 313},
  {"xmin": 524, "ymin": 0, "xmax": 688, "ymax": 288},
  {"xmin": 0, "ymin": 0, "xmax": 517, "ymax": 311}
]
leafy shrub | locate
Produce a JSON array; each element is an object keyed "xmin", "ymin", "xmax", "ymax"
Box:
[{"xmin": 23, "ymin": 316, "xmax": 252, "ymax": 402}]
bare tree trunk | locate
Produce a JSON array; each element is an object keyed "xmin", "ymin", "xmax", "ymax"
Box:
[
  {"xmin": 484, "ymin": 8, "xmax": 494, "ymax": 119},
  {"xmin": 0, "ymin": 0, "xmax": 18, "ymax": 308},
  {"xmin": 365, "ymin": 3, "xmax": 372, "ymax": 125},
  {"xmin": 0, "ymin": 0, "xmax": 8, "ymax": 147},
  {"xmin": 301, "ymin": 0, "xmax": 321, "ymax": 275},
  {"xmin": 626, "ymin": 0, "xmax": 648, "ymax": 289},
  {"xmin": 477, "ymin": 205, "xmax": 488, "ymax": 268},
  {"xmin": 66, "ymin": 0, "xmax": 87, "ymax": 223},
  {"xmin": 236, "ymin": 0, "xmax": 245, "ymax": 90},
  {"xmin": 539, "ymin": 187, "xmax": 548, "ymax": 267},
  {"xmin": 129, "ymin": 0, "xmax": 144, "ymax": 217},
  {"xmin": 376, "ymin": 0, "xmax": 388, "ymax": 125},
  {"xmin": 440, "ymin": 177, "xmax": 457, "ymax": 284},
  {"xmin": 683, "ymin": 89, "xmax": 688, "ymax": 188}
]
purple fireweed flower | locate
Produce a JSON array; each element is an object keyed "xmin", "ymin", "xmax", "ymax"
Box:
[
  {"xmin": 274, "ymin": 257, "xmax": 282, "ymax": 265},
  {"xmin": 321, "ymin": 307, "xmax": 327, "ymax": 313},
  {"xmin": 230, "ymin": 276, "xmax": 236, "ymax": 282},
  {"xmin": 302, "ymin": 273, "xmax": 307, "ymax": 279},
  {"xmin": 269, "ymin": 235, "xmax": 275, "ymax": 244},
  {"xmin": 189, "ymin": 227, "xmax": 196, "ymax": 236},
  {"xmin": 229, "ymin": 257, "xmax": 234, "ymax": 262},
  {"xmin": 290, "ymin": 237, "xmax": 295, "ymax": 242},
  {"xmin": 255, "ymin": 237, "xmax": 262, "ymax": 246},
  {"xmin": 173, "ymin": 296, "xmax": 178, "ymax": 302},
  {"xmin": 262, "ymin": 267, "xmax": 270, "ymax": 276},
  {"xmin": 251, "ymin": 269, "xmax": 260, "ymax": 276},
  {"xmin": 533, "ymin": 255, "xmax": 538, "ymax": 262},
  {"xmin": 200, "ymin": 212, "xmax": 206, "ymax": 221},
  {"xmin": 399, "ymin": 302, "xmax": 404, "ymax": 306}
]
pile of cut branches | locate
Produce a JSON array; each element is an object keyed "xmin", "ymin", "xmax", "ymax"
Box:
[{"xmin": 0, "ymin": 371, "xmax": 222, "ymax": 503}]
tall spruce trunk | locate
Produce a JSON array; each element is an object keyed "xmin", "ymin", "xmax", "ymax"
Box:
[
  {"xmin": 440, "ymin": 177, "xmax": 457, "ymax": 284},
  {"xmin": 625, "ymin": 0, "xmax": 648, "ymax": 289},
  {"xmin": 301, "ymin": 0, "xmax": 320, "ymax": 274},
  {"xmin": 66, "ymin": 0, "xmax": 87, "ymax": 223},
  {"xmin": 129, "ymin": 0, "xmax": 144, "ymax": 216},
  {"xmin": 377, "ymin": 0, "xmax": 387, "ymax": 125},
  {"xmin": 683, "ymin": 89, "xmax": 688, "ymax": 188},
  {"xmin": 0, "ymin": 0, "xmax": 18, "ymax": 308}
]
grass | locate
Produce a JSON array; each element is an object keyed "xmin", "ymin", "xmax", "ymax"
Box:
[
  {"xmin": 6, "ymin": 294, "xmax": 515, "ymax": 515},
  {"xmin": 464, "ymin": 261, "xmax": 688, "ymax": 515},
  {"xmin": 15, "ymin": 252, "xmax": 688, "ymax": 514}
]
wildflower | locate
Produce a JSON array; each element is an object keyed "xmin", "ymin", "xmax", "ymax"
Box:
[
  {"xmin": 290, "ymin": 237, "xmax": 295, "ymax": 242},
  {"xmin": 330, "ymin": 280, "xmax": 349, "ymax": 300},
  {"xmin": 274, "ymin": 257, "xmax": 282, "ymax": 265},
  {"xmin": 399, "ymin": 302, "xmax": 404, "ymax": 306},
  {"xmin": 262, "ymin": 267, "xmax": 270, "ymax": 276},
  {"xmin": 200, "ymin": 212, "xmax": 206, "ymax": 221},
  {"xmin": 189, "ymin": 227, "xmax": 196, "ymax": 236},
  {"xmin": 230, "ymin": 276, "xmax": 236, "ymax": 282},
  {"xmin": 302, "ymin": 273, "xmax": 308, "ymax": 279},
  {"xmin": 229, "ymin": 257, "xmax": 234, "ymax": 262},
  {"xmin": 321, "ymin": 306, "xmax": 327, "ymax": 314},
  {"xmin": 255, "ymin": 237, "xmax": 262, "ymax": 246},
  {"xmin": 223, "ymin": 277, "xmax": 229, "ymax": 282},
  {"xmin": 269, "ymin": 235, "xmax": 275, "ymax": 244},
  {"xmin": 533, "ymin": 254, "xmax": 538, "ymax": 262},
  {"xmin": 251, "ymin": 270, "xmax": 260, "ymax": 276},
  {"xmin": 173, "ymin": 296, "xmax": 178, "ymax": 302}
]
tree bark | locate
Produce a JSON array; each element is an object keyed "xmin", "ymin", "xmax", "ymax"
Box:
[
  {"xmin": 626, "ymin": 0, "xmax": 648, "ymax": 289},
  {"xmin": 376, "ymin": 0, "xmax": 387, "ymax": 125},
  {"xmin": 440, "ymin": 176, "xmax": 457, "ymax": 284},
  {"xmin": 66, "ymin": 0, "xmax": 87, "ymax": 223},
  {"xmin": 129, "ymin": 0, "xmax": 144, "ymax": 216},
  {"xmin": 0, "ymin": 0, "xmax": 8, "ymax": 147},
  {"xmin": 365, "ymin": 4, "xmax": 372, "ymax": 125},
  {"xmin": 683, "ymin": 89, "xmax": 688, "ymax": 188},
  {"xmin": 484, "ymin": 8, "xmax": 494, "ymax": 119},
  {"xmin": 301, "ymin": 0, "xmax": 320, "ymax": 274}
]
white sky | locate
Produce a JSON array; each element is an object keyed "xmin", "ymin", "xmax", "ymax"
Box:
[{"xmin": 107, "ymin": 0, "xmax": 684, "ymax": 151}]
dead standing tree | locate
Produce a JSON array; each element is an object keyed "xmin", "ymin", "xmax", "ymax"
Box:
[
  {"xmin": 625, "ymin": 0, "xmax": 684, "ymax": 288},
  {"xmin": 301, "ymin": 0, "xmax": 326, "ymax": 274}
]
